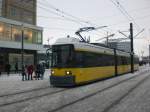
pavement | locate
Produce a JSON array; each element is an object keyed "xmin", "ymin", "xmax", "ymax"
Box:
[
  {"xmin": 0, "ymin": 66, "xmax": 150, "ymax": 112},
  {"xmin": 0, "ymin": 69, "xmax": 51, "ymax": 95}
]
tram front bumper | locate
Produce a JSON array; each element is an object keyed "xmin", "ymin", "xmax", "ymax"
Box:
[{"xmin": 50, "ymin": 75, "xmax": 75, "ymax": 87}]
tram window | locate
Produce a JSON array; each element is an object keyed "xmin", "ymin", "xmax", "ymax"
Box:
[
  {"xmin": 109, "ymin": 55, "xmax": 115, "ymax": 65},
  {"xmin": 128, "ymin": 57, "xmax": 131, "ymax": 64},
  {"xmin": 117, "ymin": 56, "xmax": 131, "ymax": 65},
  {"xmin": 117, "ymin": 56, "xmax": 122, "ymax": 65},
  {"xmin": 84, "ymin": 53, "xmax": 96, "ymax": 66},
  {"xmin": 75, "ymin": 52, "xmax": 84, "ymax": 67},
  {"xmin": 127, "ymin": 57, "xmax": 130, "ymax": 64},
  {"xmin": 123, "ymin": 57, "xmax": 130, "ymax": 65},
  {"xmin": 51, "ymin": 45, "xmax": 73, "ymax": 67},
  {"xmin": 134, "ymin": 57, "xmax": 139, "ymax": 64},
  {"xmin": 80, "ymin": 52, "xmax": 114, "ymax": 67},
  {"xmin": 121, "ymin": 57, "xmax": 125, "ymax": 65}
]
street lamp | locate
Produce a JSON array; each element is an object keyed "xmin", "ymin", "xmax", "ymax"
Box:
[
  {"xmin": 141, "ymin": 50, "xmax": 144, "ymax": 61},
  {"xmin": 21, "ymin": 24, "xmax": 24, "ymax": 74}
]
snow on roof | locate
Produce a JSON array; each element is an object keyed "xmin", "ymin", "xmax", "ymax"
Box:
[{"xmin": 55, "ymin": 37, "xmax": 80, "ymax": 44}]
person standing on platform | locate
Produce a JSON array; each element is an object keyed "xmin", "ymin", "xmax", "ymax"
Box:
[
  {"xmin": 30, "ymin": 65, "xmax": 34, "ymax": 80},
  {"xmin": 32, "ymin": 65, "xmax": 36, "ymax": 80},
  {"xmin": 5, "ymin": 63, "xmax": 11, "ymax": 76},
  {"xmin": 15, "ymin": 63, "xmax": 18, "ymax": 73},
  {"xmin": 36, "ymin": 64, "xmax": 41, "ymax": 80},
  {"xmin": 0, "ymin": 66, "xmax": 2, "ymax": 76},
  {"xmin": 27, "ymin": 65, "xmax": 33, "ymax": 80},
  {"xmin": 0, "ymin": 69, "xmax": 1, "ymax": 76},
  {"xmin": 40, "ymin": 63, "xmax": 45, "ymax": 80},
  {"xmin": 22, "ymin": 65, "xmax": 28, "ymax": 81}
]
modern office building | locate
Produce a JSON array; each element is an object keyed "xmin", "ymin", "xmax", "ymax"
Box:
[
  {"xmin": 0, "ymin": 0, "xmax": 43, "ymax": 72},
  {"xmin": 0, "ymin": 0, "xmax": 36, "ymax": 25},
  {"xmin": 107, "ymin": 39, "xmax": 131, "ymax": 52},
  {"xmin": 117, "ymin": 42, "xmax": 131, "ymax": 52}
]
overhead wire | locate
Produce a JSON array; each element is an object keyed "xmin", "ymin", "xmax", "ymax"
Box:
[
  {"xmin": 109, "ymin": 0, "xmax": 141, "ymax": 31},
  {"xmin": 115, "ymin": 0, "xmax": 140, "ymax": 29},
  {"xmin": 37, "ymin": 0, "xmax": 147, "ymax": 42},
  {"xmin": 12, "ymin": 1, "xmax": 86, "ymax": 31},
  {"xmin": 40, "ymin": 0, "xmax": 94, "ymax": 26},
  {"xmin": 108, "ymin": 13, "xmax": 150, "ymax": 27},
  {"xmin": 43, "ymin": 27, "xmax": 77, "ymax": 31},
  {"xmin": 38, "ymin": 0, "xmax": 111, "ymax": 35},
  {"xmin": 37, "ymin": 4, "xmax": 85, "ymax": 26},
  {"xmin": 91, "ymin": 5, "xmax": 150, "ymax": 22},
  {"xmin": 21, "ymin": 0, "xmax": 148, "ymax": 42},
  {"xmin": 37, "ymin": 3, "xmax": 107, "ymax": 37}
]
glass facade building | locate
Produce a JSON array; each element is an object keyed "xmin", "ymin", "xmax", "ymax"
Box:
[
  {"xmin": 0, "ymin": 21, "xmax": 42, "ymax": 44},
  {"xmin": 0, "ymin": 0, "xmax": 44, "ymax": 72},
  {"xmin": 1, "ymin": 0, "xmax": 36, "ymax": 25},
  {"xmin": 0, "ymin": 17, "xmax": 43, "ymax": 71}
]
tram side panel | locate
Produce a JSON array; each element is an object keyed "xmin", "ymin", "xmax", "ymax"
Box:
[
  {"xmin": 134, "ymin": 57, "xmax": 139, "ymax": 71},
  {"xmin": 74, "ymin": 51, "xmax": 116, "ymax": 84},
  {"xmin": 116, "ymin": 52, "xmax": 131, "ymax": 75}
]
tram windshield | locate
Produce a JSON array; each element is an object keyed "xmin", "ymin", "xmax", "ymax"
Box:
[{"xmin": 51, "ymin": 45, "xmax": 74, "ymax": 68}]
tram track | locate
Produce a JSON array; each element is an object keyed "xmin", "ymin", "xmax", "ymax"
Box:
[
  {"xmin": 0, "ymin": 86, "xmax": 50, "ymax": 98},
  {"xmin": 101, "ymin": 72, "xmax": 150, "ymax": 112},
  {"xmin": 0, "ymin": 86, "xmax": 69, "ymax": 107},
  {"xmin": 48, "ymin": 70, "xmax": 150, "ymax": 112},
  {"xmin": 0, "ymin": 69, "xmax": 148, "ymax": 109}
]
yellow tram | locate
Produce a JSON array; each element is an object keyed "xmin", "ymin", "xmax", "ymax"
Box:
[{"xmin": 49, "ymin": 37, "xmax": 139, "ymax": 86}]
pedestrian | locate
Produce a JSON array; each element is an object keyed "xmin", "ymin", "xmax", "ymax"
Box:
[
  {"xmin": 22, "ymin": 65, "xmax": 27, "ymax": 81},
  {"xmin": 36, "ymin": 64, "xmax": 41, "ymax": 80},
  {"xmin": 0, "ymin": 67, "xmax": 1, "ymax": 76},
  {"xmin": 5, "ymin": 63, "xmax": 11, "ymax": 76},
  {"xmin": 40, "ymin": 63, "xmax": 45, "ymax": 80},
  {"xmin": 27, "ymin": 65, "xmax": 33, "ymax": 80},
  {"xmin": 0, "ymin": 69, "xmax": 1, "ymax": 76},
  {"xmin": 15, "ymin": 62, "xmax": 18, "ymax": 73},
  {"xmin": 22, "ymin": 65, "xmax": 25, "ymax": 81},
  {"xmin": 30, "ymin": 65, "xmax": 34, "ymax": 80}
]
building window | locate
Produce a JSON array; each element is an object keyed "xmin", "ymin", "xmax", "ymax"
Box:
[
  {"xmin": 37, "ymin": 31, "xmax": 42, "ymax": 44},
  {"xmin": 0, "ymin": 22, "xmax": 4, "ymax": 39},
  {"xmin": 24, "ymin": 28, "xmax": 33, "ymax": 43},
  {"xmin": 10, "ymin": 7, "xmax": 17, "ymax": 16},
  {"xmin": 22, "ymin": 10, "xmax": 34, "ymax": 24},
  {"xmin": 0, "ymin": 0, "xmax": 2, "ymax": 16},
  {"xmin": 12, "ymin": 25, "xmax": 21, "ymax": 42},
  {"xmin": 0, "ymin": 22, "xmax": 42, "ymax": 44},
  {"xmin": 32, "ymin": 30, "xmax": 38, "ymax": 44},
  {"xmin": 0, "ymin": 22, "xmax": 11, "ymax": 41},
  {"xmin": 9, "ymin": 53, "xmax": 34, "ymax": 71},
  {"xmin": 4, "ymin": 24, "xmax": 11, "ymax": 41}
]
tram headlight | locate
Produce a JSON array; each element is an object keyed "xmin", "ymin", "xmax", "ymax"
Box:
[
  {"xmin": 51, "ymin": 70, "xmax": 55, "ymax": 75},
  {"xmin": 66, "ymin": 71, "xmax": 72, "ymax": 75}
]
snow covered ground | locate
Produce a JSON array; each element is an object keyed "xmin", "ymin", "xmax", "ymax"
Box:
[
  {"xmin": 0, "ymin": 66, "xmax": 150, "ymax": 112},
  {"xmin": 0, "ymin": 69, "xmax": 51, "ymax": 95}
]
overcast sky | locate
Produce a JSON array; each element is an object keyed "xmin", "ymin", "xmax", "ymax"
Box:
[{"xmin": 37, "ymin": 0, "xmax": 150, "ymax": 57}]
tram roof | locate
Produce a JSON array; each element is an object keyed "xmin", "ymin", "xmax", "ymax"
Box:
[{"xmin": 54, "ymin": 37, "xmax": 131, "ymax": 57}]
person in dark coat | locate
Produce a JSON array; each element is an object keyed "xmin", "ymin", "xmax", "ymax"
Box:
[
  {"xmin": 36, "ymin": 64, "xmax": 41, "ymax": 80},
  {"xmin": 15, "ymin": 63, "xmax": 18, "ymax": 73},
  {"xmin": 0, "ymin": 66, "xmax": 2, "ymax": 76},
  {"xmin": 0, "ymin": 69, "xmax": 1, "ymax": 76},
  {"xmin": 40, "ymin": 63, "xmax": 45, "ymax": 80},
  {"xmin": 22, "ymin": 65, "xmax": 28, "ymax": 81},
  {"xmin": 5, "ymin": 63, "xmax": 11, "ymax": 76},
  {"xmin": 27, "ymin": 65, "xmax": 33, "ymax": 80}
]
